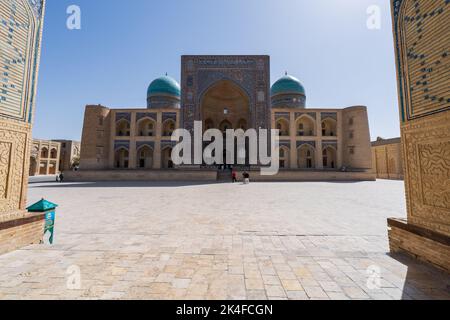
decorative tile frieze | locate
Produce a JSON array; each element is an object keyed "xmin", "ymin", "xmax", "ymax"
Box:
[
  {"xmin": 297, "ymin": 141, "xmax": 316, "ymax": 149},
  {"xmin": 114, "ymin": 140, "xmax": 130, "ymax": 151},
  {"xmin": 115, "ymin": 112, "xmax": 131, "ymax": 123},
  {"xmin": 136, "ymin": 141, "xmax": 155, "ymax": 150},
  {"xmin": 162, "ymin": 113, "xmax": 177, "ymax": 122},
  {"xmin": 136, "ymin": 112, "xmax": 157, "ymax": 122},
  {"xmin": 321, "ymin": 112, "xmax": 337, "ymax": 121},
  {"xmin": 295, "ymin": 112, "xmax": 316, "ymax": 120}
]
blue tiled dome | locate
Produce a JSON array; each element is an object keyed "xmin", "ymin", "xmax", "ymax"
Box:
[
  {"xmin": 147, "ymin": 76, "xmax": 181, "ymax": 98},
  {"xmin": 271, "ymin": 74, "xmax": 306, "ymax": 96}
]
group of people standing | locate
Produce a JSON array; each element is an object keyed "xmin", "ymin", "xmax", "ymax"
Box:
[{"xmin": 231, "ymin": 169, "xmax": 250, "ymax": 184}]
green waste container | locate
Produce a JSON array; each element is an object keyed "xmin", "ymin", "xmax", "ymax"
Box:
[{"xmin": 27, "ymin": 199, "xmax": 59, "ymax": 245}]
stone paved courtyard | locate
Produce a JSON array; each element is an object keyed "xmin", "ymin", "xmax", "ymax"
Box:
[{"xmin": 0, "ymin": 179, "xmax": 449, "ymax": 300}]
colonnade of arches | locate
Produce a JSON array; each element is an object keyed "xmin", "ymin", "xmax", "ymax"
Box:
[
  {"xmin": 115, "ymin": 118, "xmax": 176, "ymax": 137},
  {"xmin": 275, "ymin": 116, "xmax": 337, "ymax": 137},
  {"xmin": 203, "ymin": 118, "xmax": 248, "ymax": 133},
  {"xmin": 30, "ymin": 158, "xmax": 58, "ymax": 176},
  {"xmin": 113, "ymin": 145, "xmax": 337, "ymax": 170},
  {"xmin": 278, "ymin": 145, "xmax": 337, "ymax": 169},
  {"xmin": 39, "ymin": 147, "xmax": 58, "ymax": 159},
  {"xmin": 29, "ymin": 146, "xmax": 59, "ymax": 176},
  {"xmin": 114, "ymin": 146, "xmax": 174, "ymax": 169}
]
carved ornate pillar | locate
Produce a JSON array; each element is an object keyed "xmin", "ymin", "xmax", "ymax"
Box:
[
  {"xmin": 388, "ymin": 0, "xmax": 450, "ymax": 272},
  {"xmin": 0, "ymin": 0, "xmax": 46, "ymax": 255}
]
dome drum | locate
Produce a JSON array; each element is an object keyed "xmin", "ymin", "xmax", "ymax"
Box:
[
  {"xmin": 147, "ymin": 95, "xmax": 180, "ymax": 109},
  {"xmin": 270, "ymin": 75, "xmax": 306, "ymax": 109},
  {"xmin": 147, "ymin": 76, "xmax": 181, "ymax": 109},
  {"xmin": 272, "ymin": 94, "xmax": 306, "ymax": 109}
]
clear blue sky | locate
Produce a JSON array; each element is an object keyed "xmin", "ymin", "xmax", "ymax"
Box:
[{"xmin": 34, "ymin": 0, "xmax": 400, "ymax": 141}]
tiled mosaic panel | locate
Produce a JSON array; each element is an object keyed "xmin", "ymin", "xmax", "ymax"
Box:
[
  {"xmin": 401, "ymin": 0, "xmax": 449, "ymax": 119},
  {"xmin": 0, "ymin": 0, "xmax": 33, "ymax": 119}
]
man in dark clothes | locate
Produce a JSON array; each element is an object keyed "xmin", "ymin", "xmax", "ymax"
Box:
[{"xmin": 243, "ymin": 172, "xmax": 250, "ymax": 184}]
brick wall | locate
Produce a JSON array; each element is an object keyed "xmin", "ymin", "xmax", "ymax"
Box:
[
  {"xmin": 342, "ymin": 106, "xmax": 373, "ymax": 170},
  {"xmin": 388, "ymin": 219, "xmax": 450, "ymax": 273},
  {"xmin": 0, "ymin": 215, "xmax": 45, "ymax": 255},
  {"xmin": 371, "ymin": 139, "xmax": 404, "ymax": 180},
  {"xmin": 79, "ymin": 105, "xmax": 111, "ymax": 170}
]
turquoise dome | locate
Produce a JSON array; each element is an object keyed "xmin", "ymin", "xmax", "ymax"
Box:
[
  {"xmin": 147, "ymin": 76, "xmax": 181, "ymax": 98},
  {"xmin": 271, "ymin": 75, "xmax": 306, "ymax": 96}
]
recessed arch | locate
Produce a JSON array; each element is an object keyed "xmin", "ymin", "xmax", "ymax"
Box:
[
  {"xmin": 161, "ymin": 146, "xmax": 174, "ymax": 169},
  {"xmin": 276, "ymin": 118, "xmax": 290, "ymax": 136},
  {"xmin": 322, "ymin": 146, "xmax": 337, "ymax": 169},
  {"xmin": 40, "ymin": 147, "xmax": 48, "ymax": 158},
  {"xmin": 136, "ymin": 117, "xmax": 156, "ymax": 137},
  {"xmin": 50, "ymin": 148, "xmax": 58, "ymax": 159},
  {"xmin": 116, "ymin": 119, "xmax": 130, "ymax": 137},
  {"xmin": 296, "ymin": 115, "xmax": 316, "ymax": 136},
  {"xmin": 114, "ymin": 147, "xmax": 129, "ymax": 169},
  {"xmin": 321, "ymin": 118, "xmax": 337, "ymax": 137},
  {"xmin": 279, "ymin": 146, "xmax": 290, "ymax": 169},
  {"xmin": 199, "ymin": 78, "xmax": 252, "ymax": 104},
  {"xmin": 297, "ymin": 144, "xmax": 316, "ymax": 169},
  {"xmin": 136, "ymin": 145, "xmax": 154, "ymax": 169},
  {"xmin": 200, "ymin": 80, "xmax": 251, "ymax": 131},
  {"xmin": 219, "ymin": 120, "xmax": 233, "ymax": 133},
  {"xmin": 162, "ymin": 119, "xmax": 176, "ymax": 137}
]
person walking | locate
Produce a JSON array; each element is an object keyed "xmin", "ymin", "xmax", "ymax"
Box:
[
  {"xmin": 243, "ymin": 172, "xmax": 250, "ymax": 185},
  {"xmin": 232, "ymin": 169, "xmax": 237, "ymax": 183},
  {"xmin": 59, "ymin": 172, "xmax": 64, "ymax": 183}
]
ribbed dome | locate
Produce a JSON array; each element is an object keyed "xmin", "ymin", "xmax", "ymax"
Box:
[
  {"xmin": 147, "ymin": 76, "xmax": 181, "ymax": 98},
  {"xmin": 271, "ymin": 75, "xmax": 306, "ymax": 96}
]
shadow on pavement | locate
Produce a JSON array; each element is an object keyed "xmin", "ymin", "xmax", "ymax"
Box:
[{"xmin": 388, "ymin": 253, "xmax": 450, "ymax": 300}]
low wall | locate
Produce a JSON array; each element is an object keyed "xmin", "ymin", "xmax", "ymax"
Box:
[
  {"xmin": 65, "ymin": 169, "xmax": 376, "ymax": 182},
  {"xmin": 0, "ymin": 211, "xmax": 45, "ymax": 255},
  {"xmin": 388, "ymin": 218, "xmax": 450, "ymax": 273},
  {"xmin": 376, "ymin": 173, "xmax": 404, "ymax": 180},
  {"xmin": 235, "ymin": 170, "xmax": 376, "ymax": 182},
  {"xmin": 65, "ymin": 170, "xmax": 218, "ymax": 182}
]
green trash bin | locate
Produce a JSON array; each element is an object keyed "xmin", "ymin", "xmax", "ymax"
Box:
[{"xmin": 27, "ymin": 199, "xmax": 59, "ymax": 245}]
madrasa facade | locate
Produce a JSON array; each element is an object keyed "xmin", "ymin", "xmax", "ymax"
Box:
[{"xmin": 75, "ymin": 55, "xmax": 374, "ymax": 181}]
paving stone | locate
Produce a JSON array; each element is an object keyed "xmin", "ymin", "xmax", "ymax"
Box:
[
  {"xmin": 286, "ymin": 290, "xmax": 308, "ymax": 300},
  {"xmin": 326, "ymin": 292, "xmax": 350, "ymax": 300},
  {"xmin": 319, "ymin": 281, "xmax": 342, "ymax": 292},
  {"xmin": 262, "ymin": 275, "xmax": 281, "ymax": 286},
  {"xmin": 303, "ymin": 286, "xmax": 329, "ymax": 299},
  {"xmin": 246, "ymin": 290, "xmax": 267, "ymax": 300},
  {"xmin": 342, "ymin": 286, "xmax": 371, "ymax": 299},
  {"xmin": 265, "ymin": 285, "xmax": 287, "ymax": 298},
  {"xmin": 281, "ymin": 279, "xmax": 304, "ymax": 291},
  {"xmin": 0, "ymin": 181, "xmax": 448, "ymax": 300},
  {"xmin": 245, "ymin": 278, "xmax": 264, "ymax": 290},
  {"xmin": 172, "ymin": 278, "xmax": 191, "ymax": 289}
]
